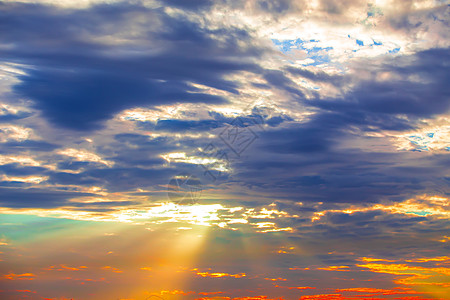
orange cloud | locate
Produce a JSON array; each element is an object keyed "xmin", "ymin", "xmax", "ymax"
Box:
[
  {"xmin": 80, "ymin": 277, "xmax": 107, "ymax": 285},
  {"xmin": 64, "ymin": 276, "xmax": 106, "ymax": 285},
  {"xmin": 336, "ymin": 288, "xmax": 390, "ymax": 293},
  {"xmin": 357, "ymin": 260, "xmax": 450, "ymax": 298},
  {"xmin": 232, "ymin": 297, "xmax": 284, "ymax": 300},
  {"xmin": 317, "ymin": 266, "xmax": 350, "ymax": 272},
  {"xmin": 310, "ymin": 194, "xmax": 449, "ymax": 222},
  {"xmin": 358, "ymin": 257, "xmax": 398, "ymax": 263},
  {"xmin": 265, "ymin": 277, "xmax": 287, "ymax": 281},
  {"xmin": 288, "ymin": 286, "xmax": 316, "ymax": 290},
  {"xmin": 405, "ymin": 256, "xmax": 450, "ymax": 263},
  {"xmin": 358, "ymin": 256, "xmax": 450, "ymax": 265},
  {"xmin": 195, "ymin": 297, "xmax": 231, "ymax": 300},
  {"xmin": 195, "ymin": 297, "xmax": 284, "ymax": 300},
  {"xmin": 161, "ymin": 289, "xmax": 195, "ymax": 295},
  {"xmin": 357, "ymin": 263, "xmax": 450, "ymax": 277},
  {"xmin": 101, "ymin": 266, "xmax": 123, "ymax": 273},
  {"xmin": 2, "ymin": 273, "xmax": 35, "ymax": 280},
  {"xmin": 336, "ymin": 287, "xmax": 417, "ymax": 295},
  {"xmin": 61, "ymin": 265, "xmax": 87, "ymax": 271},
  {"xmin": 300, "ymin": 294, "xmax": 388, "ymax": 300},
  {"xmin": 274, "ymin": 285, "xmax": 316, "ymax": 290},
  {"xmin": 192, "ymin": 269, "xmax": 246, "ymax": 278},
  {"xmin": 299, "ymin": 294, "xmax": 348, "ymax": 300},
  {"xmin": 44, "ymin": 264, "xmax": 88, "ymax": 271},
  {"xmin": 16, "ymin": 290, "xmax": 36, "ymax": 293},
  {"xmin": 395, "ymin": 296, "xmax": 436, "ymax": 300},
  {"xmin": 277, "ymin": 246, "xmax": 295, "ymax": 254},
  {"xmin": 198, "ymin": 292, "xmax": 225, "ymax": 295}
]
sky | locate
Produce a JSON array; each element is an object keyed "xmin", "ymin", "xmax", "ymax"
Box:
[{"xmin": 0, "ymin": 0, "xmax": 449, "ymax": 299}]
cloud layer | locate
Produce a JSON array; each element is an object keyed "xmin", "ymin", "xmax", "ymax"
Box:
[{"xmin": 0, "ymin": 0, "xmax": 449, "ymax": 299}]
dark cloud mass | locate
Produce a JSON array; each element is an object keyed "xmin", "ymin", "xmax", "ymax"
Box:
[
  {"xmin": 0, "ymin": 1, "xmax": 447, "ymax": 207},
  {"xmin": 162, "ymin": 0, "xmax": 215, "ymax": 10},
  {"xmin": 222, "ymin": 48, "xmax": 450, "ymax": 204},
  {"xmin": 312, "ymin": 48, "xmax": 450, "ymax": 118},
  {"xmin": 0, "ymin": 187, "xmax": 94, "ymax": 208},
  {"xmin": 0, "ymin": 2, "xmax": 261, "ymax": 130}
]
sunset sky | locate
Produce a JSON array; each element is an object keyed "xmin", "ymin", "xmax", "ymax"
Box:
[{"xmin": 0, "ymin": 0, "xmax": 449, "ymax": 299}]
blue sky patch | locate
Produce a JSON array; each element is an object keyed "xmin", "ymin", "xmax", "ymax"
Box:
[
  {"xmin": 405, "ymin": 211, "xmax": 432, "ymax": 216},
  {"xmin": 389, "ymin": 47, "xmax": 401, "ymax": 54},
  {"xmin": 272, "ymin": 38, "xmax": 333, "ymax": 65}
]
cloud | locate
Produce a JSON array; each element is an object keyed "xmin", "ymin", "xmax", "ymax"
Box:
[
  {"xmin": 0, "ymin": 105, "xmax": 32, "ymax": 122},
  {"xmin": 193, "ymin": 269, "xmax": 246, "ymax": 278},
  {"xmin": 0, "ymin": 140, "xmax": 59, "ymax": 152},
  {"xmin": 0, "ymin": 187, "xmax": 94, "ymax": 208},
  {"xmin": 2, "ymin": 273, "xmax": 36, "ymax": 280},
  {"xmin": 1, "ymin": 2, "xmax": 262, "ymax": 131},
  {"xmin": 162, "ymin": 0, "xmax": 215, "ymax": 11}
]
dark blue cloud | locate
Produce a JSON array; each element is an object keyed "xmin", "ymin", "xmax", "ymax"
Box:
[
  {"xmin": 48, "ymin": 171, "xmax": 103, "ymax": 187},
  {"xmin": 134, "ymin": 106, "xmax": 291, "ymax": 133},
  {"xmin": 0, "ymin": 2, "xmax": 262, "ymax": 131},
  {"xmin": 0, "ymin": 164, "xmax": 47, "ymax": 176},
  {"xmin": 256, "ymin": 48, "xmax": 450, "ymax": 164},
  {"xmin": 227, "ymin": 79, "xmax": 449, "ymax": 203},
  {"xmin": 232, "ymin": 143, "xmax": 447, "ymax": 204},
  {"xmin": 0, "ymin": 140, "xmax": 59, "ymax": 152},
  {"xmin": 16, "ymin": 70, "xmax": 227, "ymax": 131},
  {"xmin": 111, "ymin": 133, "xmax": 181, "ymax": 164},
  {"xmin": 0, "ymin": 111, "xmax": 32, "ymax": 122},
  {"xmin": 162, "ymin": 0, "xmax": 215, "ymax": 10},
  {"xmin": 285, "ymin": 65, "xmax": 347, "ymax": 86},
  {"xmin": 310, "ymin": 48, "xmax": 450, "ymax": 119},
  {"xmin": 0, "ymin": 187, "xmax": 93, "ymax": 208},
  {"xmin": 258, "ymin": 0, "xmax": 292, "ymax": 14},
  {"xmin": 263, "ymin": 69, "xmax": 306, "ymax": 99},
  {"xmin": 152, "ymin": 119, "xmax": 220, "ymax": 132}
]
